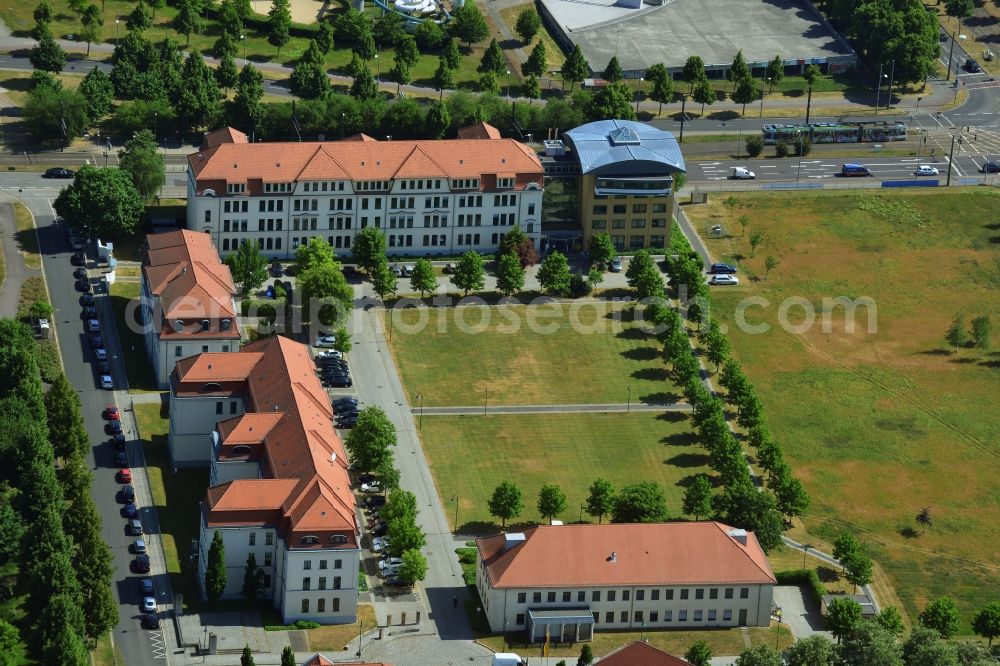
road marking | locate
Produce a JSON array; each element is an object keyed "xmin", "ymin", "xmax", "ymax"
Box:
[{"xmin": 149, "ymin": 630, "xmax": 166, "ymax": 659}]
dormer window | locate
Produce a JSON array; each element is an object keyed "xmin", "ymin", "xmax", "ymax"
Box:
[
  {"xmin": 226, "ymin": 183, "xmax": 246, "ymax": 194},
  {"xmin": 231, "ymin": 445, "xmax": 251, "ymax": 455},
  {"xmin": 497, "ymin": 178, "xmax": 514, "ymax": 189},
  {"xmin": 329, "ymin": 534, "xmax": 348, "ymax": 545},
  {"xmin": 203, "ymin": 382, "xmax": 221, "ymax": 392},
  {"xmin": 300, "ymin": 535, "xmax": 320, "ymax": 545}
]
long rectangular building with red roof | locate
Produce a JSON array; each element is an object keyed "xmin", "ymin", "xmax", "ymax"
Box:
[
  {"xmin": 185, "ymin": 125, "xmax": 544, "ymax": 259},
  {"xmin": 168, "ymin": 335, "xmax": 359, "ymax": 624},
  {"xmin": 475, "ymin": 523, "xmax": 776, "ymax": 643}
]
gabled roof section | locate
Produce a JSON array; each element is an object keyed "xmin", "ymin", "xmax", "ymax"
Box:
[
  {"xmin": 174, "ymin": 352, "xmax": 264, "ymax": 383},
  {"xmin": 297, "ymin": 145, "xmax": 351, "ymax": 181},
  {"xmin": 142, "ymin": 229, "xmax": 237, "ymax": 320},
  {"xmin": 457, "ymin": 122, "xmax": 502, "ymax": 140},
  {"xmin": 343, "ymin": 133, "xmax": 377, "ymax": 142},
  {"xmin": 206, "ymin": 479, "xmax": 298, "ymax": 512},
  {"xmin": 218, "ymin": 412, "xmax": 284, "ymax": 445},
  {"xmin": 477, "ymin": 522, "xmax": 775, "ymax": 589},
  {"xmin": 598, "ymin": 642, "xmax": 691, "ymax": 665},
  {"xmin": 563, "ymin": 119, "xmax": 686, "ymax": 175},
  {"xmin": 394, "ymin": 145, "xmax": 448, "ymax": 179},
  {"xmin": 202, "ymin": 127, "xmax": 249, "ymax": 150}
]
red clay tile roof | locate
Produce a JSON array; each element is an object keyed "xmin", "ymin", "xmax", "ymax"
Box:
[
  {"xmin": 198, "ymin": 336, "xmax": 356, "ymax": 542},
  {"xmin": 202, "ymin": 126, "xmax": 249, "ymax": 149},
  {"xmin": 206, "ymin": 479, "xmax": 299, "ymax": 512},
  {"xmin": 142, "ymin": 229, "xmax": 238, "ymax": 330},
  {"xmin": 217, "ymin": 412, "xmax": 284, "ymax": 445},
  {"xmin": 343, "ymin": 133, "xmax": 377, "ymax": 142},
  {"xmin": 302, "ymin": 655, "xmax": 391, "ymax": 666},
  {"xmin": 477, "ymin": 523, "xmax": 776, "ymax": 589},
  {"xmin": 188, "ymin": 127, "xmax": 542, "ymax": 189},
  {"xmin": 457, "ymin": 122, "xmax": 502, "ymax": 140},
  {"xmin": 598, "ymin": 642, "xmax": 691, "ymax": 665}
]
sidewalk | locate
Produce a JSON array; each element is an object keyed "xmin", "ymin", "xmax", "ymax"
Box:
[{"xmin": 0, "ymin": 198, "xmax": 40, "ymax": 318}]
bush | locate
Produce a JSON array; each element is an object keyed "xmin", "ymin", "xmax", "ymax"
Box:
[
  {"xmin": 455, "ymin": 547, "xmax": 477, "ymax": 565},
  {"xmin": 775, "ymin": 141, "xmax": 789, "ymax": 158},
  {"xmin": 293, "ymin": 620, "xmax": 320, "ymax": 629},
  {"xmin": 256, "ymin": 303, "xmax": 277, "ymax": 323},
  {"xmin": 775, "ymin": 569, "xmax": 826, "ymax": 606},
  {"xmin": 745, "ymin": 135, "xmax": 764, "ymax": 157},
  {"xmin": 35, "ymin": 340, "xmax": 62, "ymax": 384},
  {"xmin": 569, "ymin": 273, "xmax": 592, "ymax": 298},
  {"xmin": 796, "ymin": 138, "xmax": 812, "ymax": 156}
]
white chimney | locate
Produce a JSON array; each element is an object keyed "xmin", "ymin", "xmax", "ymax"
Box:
[
  {"xmin": 728, "ymin": 528, "xmax": 748, "ymax": 546},
  {"xmin": 503, "ymin": 533, "xmax": 526, "ymax": 551}
]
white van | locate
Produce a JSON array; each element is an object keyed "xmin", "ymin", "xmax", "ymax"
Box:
[
  {"xmin": 492, "ymin": 654, "xmax": 525, "ymax": 666},
  {"xmin": 730, "ymin": 166, "xmax": 756, "ymax": 179}
]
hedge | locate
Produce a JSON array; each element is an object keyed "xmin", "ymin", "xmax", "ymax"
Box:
[
  {"xmin": 35, "ymin": 340, "xmax": 62, "ymax": 384},
  {"xmin": 774, "ymin": 569, "xmax": 827, "ymax": 607}
]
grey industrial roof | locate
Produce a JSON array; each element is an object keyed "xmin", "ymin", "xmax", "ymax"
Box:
[{"xmin": 563, "ymin": 120, "xmax": 686, "ymax": 175}]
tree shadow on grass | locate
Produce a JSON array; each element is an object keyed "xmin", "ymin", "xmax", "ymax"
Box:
[
  {"xmin": 949, "ymin": 356, "xmax": 978, "ymax": 364},
  {"xmin": 652, "ymin": 406, "xmax": 686, "ymax": 419},
  {"xmin": 980, "ymin": 359, "xmax": 1000, "ymax": 369},
  {"xmin": 631, "ymin": 367, "xmax": 669, "ymax": 381},
  {"xmin": 816, "ymin": 566, "xmax": 842, "ymax": 585},
  {"xmin": 665, "ymin": 452, "xmax": 709, "ymax": 468},
  {"xmin": 899, "ymin": 526, "xmax": 919, "ymax": 539},
  {"xmin": 917, "ymin": 348, "xmax": 954, "ymax": 356},
  {"xmin": 456, "ymin": 520, "xmax": 501, "ymax": 536},
  {"xmin": 660, "ymin": 431, "xmax": 697, "ymax": 447},
  {"xmin": 620, "ymin": 346, "xmax": 659, "ymax": 361},
  {"xmin": 616, "ymin": 327, "xmax": 651, "ymax": 341}
]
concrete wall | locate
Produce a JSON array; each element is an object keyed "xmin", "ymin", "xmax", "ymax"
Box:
[{"xmin": 278, "ymin": 546, "xmax": 361, "ymax": 624}]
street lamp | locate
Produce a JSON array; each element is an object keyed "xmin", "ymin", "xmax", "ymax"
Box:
[
  {"xmin": 506, "ymin": 69, "xmax": 511, "ymax": 100},
  {"xmin": 240, "ymin": 34, "xmax": 247, "ymax": 65},
  {"xmin": 759, "ymin": 75, "xmax": 771, "ymax": 117},
  {"xmin": 356, "ymin": 619, "xmax": 364, "ymax": 657},
  {"xmin": 417, "ymin": 394, "xmax": 424, "ymax": 429},
  {"xmin": 375, "ymin": 53, "xmax": 380, "ymax": 87},
  {"xmin": 115, "ymin": 18, "xmax": 119, "ymax": 42},
  {"xmin": 634, "ymin": 77, "xmax": 643, "ymax": 115},
  {"xmin": 802, "ymin": 544, "xmax": 811, "ymax": 568},
  {"xmin": 626, "ymin": 386, "xmax": 631, "ymax": 413},
  {"xmin": 947, "ymin": 31, "xmax": 967, "ymax": 81},
  {"xmin": 452, "ymin": 494, "xmax": 459, "ymax": 529},
  {"xmin": 874, "ymin": 65, "xmax": 887, "ymax": 115}
]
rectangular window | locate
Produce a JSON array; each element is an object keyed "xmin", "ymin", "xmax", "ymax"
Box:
[
  {"xmin": 215, "ymin": 402, "xmax": 223, "ymax": 414},
  {"xmin": 175, "ymin": 346, "xmax": 182, "ymax": 359},
  {"xmin": 650, "ymin": 611, "xmax": 659, "ymax": 622},
  {"xmin": 263, "ymin": 574, "xmax": 271, "ymax": 588},
  {"xmin": 592, "ymin": 591, "xmax": 600, "ymax": 602},
  {"xmin": 696, "ymin": 589, "xmax": 704, "ymax": 600},
  {"xmin": 577, "ymin": 591, "xmax": 585, "ymax": 603},
  {"xmin": 620, "ymin": 611, "xmax": 628, "ymax": 624},
  {"xmin": 636, "ymin": 590, "xmax": 644, "ymax": 601},
  {"xmin": 679, "ymin": 610, "xmax": 688, "ymax": 622},
  {"xmin": 634, "ymin": 611, "xmax": 643, "ymax": 623},
  {"xmin": 622, "ymin": 590, "xmax": 630, "ymax": 601},
  {"xmin": 592, "ymin": 205, "xmax": 607, "ymax": 215},
  {"xmin": 334, "ymin": 559, "xmax": 342, "ymax": 569},
  {"xmin": 740, "ymin": 587, "xmax": 750, "ymax": 599},
  {"xmin": 612, "ymin": 219, "xmax": 626, "ymax": 229},
  {"xmin": 264, "ymin": 552, "xmax": 272, "ymax": 566},
  {"xmin": 664, "ymin": 610, "xmax": 673, "ymax": 622},
  {"xmin": 547, "ymin": 592, "xmax": 556, "ymax": 603},
  {"xmin": 725, "ymin": 588, "xmax": 734, "ymax": 599},
  {"xmin": 633, "ymin": 204, "xmax": 647, "ymax": 214},
  {"xmin": 562, "ymin": 591, "xmax": 571, "ymax": 603},
  {"xmin": 516, "ymin": 613, "xmax": 526, "ymax": 625},
  {"xmin": 591, "ymin": 219, "xmax": 607, "ymax": 229},
  {"xmin": 607, "ymin": 591, "xmax": 616, "ymax": 602},
  {"xmin": 332, "ymin": 598, "xmax": 340, "ymax": 612},
  {"xmin": 266, "ymin": 533, "xmax": 273, "ymax": 546},
  {"xmin": 652, "ymin": 203, "xmax": 667, "ymax": 213},
  {"xmin": 528, "ymin": 203, "xmax": 535, "ymax": 215},
  {"xmin": 723, "ymin": 609, "xmax": 733, "ymax": 621},
  {"xmin": 680, "ymin": 589, "xmax": 689, "ymax": 600},
  {"xmin": 694, "ymin": 610, "xmax": 703, "ymax": 621},
  {"xmin": 650, "ymin": 235, "xmax": 666, "ymax": 248},
  {"xmin": 605, "ymin": 612, "xmax": 614, "ymax": 624},
  {"xmin": 317, "ymin": 598, "xmax": 326, "ymax": 613},
  {"xmin": 631, "ymin": 219, "xmax": 646, "ymax": 228},
  {"xmin": 517, "ymin": 593, "xmax": 526, "ymax": 604},
  {"xmin": 304, "ymin": 561, "xmax": 312, "ymax": 570},
  {"xmin": 613, "ymin": 204, "xmax": 627, "ymax": 214},
  {"xmin": 249, "ymin": 533, "xmax": 256, "ymax": 546},
  {"xmin": 708, "ymin": 609, "xmax": 717, "ymax": 621},
  {"xmin": 651, "ymin": 218, "xmax": 667, "ymax": 227},
  {"xmin": 303, "ymin": 578, "xmax": 311, "ymax": 590},
  {"xmin": 333, "ymin": 576, "xmax": 341, "ymax": 590},
  {"xmin": 319, "ymin": 560, "xmax": 327, "ymax": 570},
  {"xmin": 301, "ymin": 599, "xmax": 309, "ymax": 613},
  {"xmin": 652, "ymin": 589, "xmax": 660, "ymax": 601},
  {"xmin": 710, "ymin": 589, "xmax": 718, "ymax": 600},
  {"xmin": 319, "ymin": 577, "xmax": 327, "ymax": 590},
  {"xmin": 532, "ymin": 592, "xmax": 541, "ymax": 603}
]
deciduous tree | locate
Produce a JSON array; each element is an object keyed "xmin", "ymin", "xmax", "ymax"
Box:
[
  {"xmin": 118, "ymin": 129, "xmax": 165, "ymax": 201},
  {"xmin": 971, "ymin": 315, "xmax": 991, "ymax": 352},
  {"xmin": 433, "ymin": 58, "xmax": 455, "ymax": 96},
  {"xmin": 684, "ymin": 641, "xmax": 712, "ymax": 666},
  {"xmin": 451, "ymin": 250, "xmax": 486, "ymax": 296},
  {"xmin": 874, "ymin": 606, "xmax": 905, "ymax": 639},
  {"xmin": 344, "ymin": 407, "xmax": 397, "ymax": 472},
  {"xmin": 495, "ymin": 252, "xmax": 525, "ymax": 296},
  {"xmin": 749, "ymin": 229, "xmax": 765, "ymax": 257},
  {"xmin": 826, "ymin": 597, "xmax": 863, "ymax": 643},
  {"xmin": 946, "ymin": 313, "xmax": 968, "ymax": 350},
  {"xmin": 972, "ymin": 601, "xmax": 1000, "ymax": 646},
  {"xmin": 735, "ymin": 644, "xmax": 782, "ymax": 666},
  {"xmin": 450, "ymin": 1, "xmax": 489, "ymax": 50},
  {"xmin": 646, "ymin": 63, "xmax": 674, "ymax": 115},
  {"xmin": 205, "ymin": 530, "xmax": 227, "ymax": 606},
  {"xmin": 682, "ymin": 56, "xmax": 706, "ymax": 93},
  {"xmin": 682, "ymin": 474, "xmax": 712, "ymax": 520},
  {"xmin": 536, "ymin": 484, "xmax": 567, "ymax": 524},
  {"xmin": 732, "ymin": 76, "xmax": 759, "ymax": 115},
  {"xmin": 232, "ymin": 64, "xmax": 264, "ymax": 137},
  {"xmin": 585, "ymin": 478, "xmax": 615, "ymax": 524},
  {"xmin": 603, "ymin": 56, "xmax": 623, "ymax": 83},
  {"xmin": 371, "ymin": 259, "xmax": 398, "ymax": 300},
  {"xmin": 54, "ymin": 166, "xmax": 144, "ymax": 238},
  {"xmin": 727, "ymin": 50, "xmax": 750, "ymax": 91},
  {"xmin": 351, "ymin": 227, "xmax": 388, "ymax": 275},
  {"xmin": 523, "ymin": 42, "xmax": 546, "ymax": 78},
  {"xmin": 537, "ymin": 251, "xmax": 572, "ymax": 296},
  {"xmin": 488, "ymin": 481, "xmax": 523, "ymax": 527},
  {"xmin": 29, "ymin": 26, "xmax": 66, "ymax": 73},
  {"xmin": 267, "ymin": 0, "xmax": 292, "ymax": 58},
  {"xmin": 409, "ymin": 259, "xmax": 438, "ymax": 298},
  {"xmin": 611, "ymin": 482, "xmax": 668, "ymax": 523},
  {"xmin": 588, "ymin": 233, "xmax": 616, "ymax": 268},
  {"xmin": 175, "ymin": 0, "xmax": 204, "ymax": 46},
  {"xmin": 399, "ymin": 548, "xmax": 427, "ymax": 583},
  {"xmin": 766, "ymin": 55, "xmax": 783, "ymax": 92},
  {"xmin": 919, "ymin": 596, "xmax": 960, "ymax": 638},
  {"xmin": 126, "ymin": 2, "xmax": 153, "ymax": 33},
  {"xmin": 241, "ymin": 553, "xmax": 264, "ymax": 601},
  {"xmin": 784, "ymin": 636, "xmax": 836, "ymax": 666},
  {"xmin": 560, "ymin": 44, "xmax": 588, "ymax": 91},
  {"xmin": 499, "ymin": 226, "xmax": 539, "ymax": 267},
  {"xmin": 300, "ymin": 262, "xmax": 353, "ymax": 326},
  {"xmin": 478, "ymin": 38, "xmax": 505, "ymax": 76},
  {"xmin": 692, "ymin": 77, "xmax": 715, "ymax": 114},
  {"xmin": 515, "ymin": 8, "xmax": 541, "ymax": 43},
  {"xmin": 80, "ymin": 4, "xmax": 103, "ymax": 57},
  {"xmin": 224, "ymin": 240, "xmax": 269, "ymax": 294}
]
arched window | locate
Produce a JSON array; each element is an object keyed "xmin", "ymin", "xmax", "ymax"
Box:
[{"xmin": 300, "ymin": 535, "xmax": 320, "ymax": 545}]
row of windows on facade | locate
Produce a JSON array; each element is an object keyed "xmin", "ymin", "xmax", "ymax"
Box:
[
  {"xmin": 300, "ymin": 576, "xmax": 343, "ymax": 590},
  {"xmin": 591, "ymin": 219, "xmax": 669, "ymax": 230},
  {"xmin": 386, "ymin": 232, "xmax": 519, "ymax": 248},
  {"xmin": 176, "ymin": 343, "xmax": 230, "ymax": 357},
  {"xmin": 300, "ymin": 597, "xmax": 341, "ymax": 614},
  {"xmin": 593, "ymin": 203, "xmax": 671, "ymax": 215},
  {"xmin": 221, "ymin": 193, "xmax": 521, "ymax": 216},
  {"xmin": 516, "ymin": 587, "xmax": 751, "ymax": 605},
  {"xmin": 219, "ymin": 209, "xmax": 529, "ymax": 234},
  {"xmin": 513, "ymin": 607, "xmax": 739, "ymax": 627},
  {"xmin": 597, "ymin": 235, "xmax": 668, "ymax": 250},
  {"xmin": 229, "ymin": 178, "xmax": 492, "ymax": 197}
]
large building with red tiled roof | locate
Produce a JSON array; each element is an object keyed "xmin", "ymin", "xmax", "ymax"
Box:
[
  {"xmin": 475, "ymin": 523, "xmax": 776, "ymax": 643},
  {"xmin": 140, "ymin": 229, "xmax": 240, "ymax": 387},
  {"xmin": 168, "ymin": 335, "xmax": 359, "ymax": 624},
  {"xmin": 185, "ymin": 125, "xmax": 543, "ymax": 259},
  {"xmin": 597, "ymin": 642, "xmax": 692, "ymax": 665}
]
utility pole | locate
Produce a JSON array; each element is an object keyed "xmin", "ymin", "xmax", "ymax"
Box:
[
  {"xmin": 886, "ymin": 59, "xmax": 895, "ymax": 110},
  {"xmin": 678, "ymin": 94, "xmax": 687, "ymax": 143},
  {"xmin": 946, "ymin": 133, "xmax": 960, "ymax": 186},
  {"xmin": 874, "ymin": 62, "xmax": 883, "ymax": 115}
]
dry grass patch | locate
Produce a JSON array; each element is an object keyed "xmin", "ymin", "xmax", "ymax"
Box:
[
  {"xmin": 306, "ymin": 604, "xmax": 376, "ymax": 651},
  {"xmin": 686, "ymin": 189, "xmax": 1000, "ymax": 629}
]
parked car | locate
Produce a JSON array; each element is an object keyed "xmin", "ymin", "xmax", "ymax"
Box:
[
  {"xmin": 69, "ymin": 235, "xmax": 85, "ymax": 251},
  {"xmin": 76, "ymin": 279, "xmax": 91, "ymax": 293},
  {"xmin": 443, "ymin": 263, "xmax": 456, "ymax": 274},
  {"xmin": 364, "ymin": 495, "xmax": 387, "ymax": 509},
  {"xmin": 122, "ymin": 502, "xmax": 138, "ymax": 519},
  {"xmin": 318, "ymin": 358, "xmax": 350, "ymax": 369},
  {"xmin": 71, "ymin": 251, "xmax": 86, "ymax": 266},
  {"xmin": 127, "ymin": 519, "xmax": 143, "ymax": 536},
  {"xmin": 117, "ymin": 468, "xmax": 132, "ymax": 483},
  {"xmin": 709, "ymin": 274, "xmax": 740, "ymax": 286},
  {"xmin": 390, "ymin": 264, "xmax": 403, "ymax": 277},
  {"xmin": 381, "ymin": 563, "xmax": 403, "ymax": 577},
  {"xmin": 133, "ymin": 554, "xmax": 150, "ymax": 573},
  {"xmin": 142, "ymin": 596, "xmax": 157, "ymax": 613},
  {"xmin": 607, "ymin": 257, "xmax": 623, "ymax": 273},
  {"xmin": 384, "ymin": 574, "xmax": 405, "ymax": 586},
  {"xmin": 104, "ymin": 405, "xmax": 120, "ymax": 420},
  {"xmin": 110, "ymin": 433, "xmax": 126, "ymax": 450},
  {"xmin": 914, "ymin": 165, "xmax": 939, "ymax": 176},
  {"xmin": 119, "ymin": 485, "xmax": 135, "ymax": 503},
  {"xmin": 361, "ymin": 480, "xmax": 381, "ymax": 493},
  {"xmin": 100, "ymin": 375, "xmax": 114, "ymax": 390},
  {"xmin": 43, "ymin": 167, "xmax": 74, "ymax": 179},
  {"xmin": 708, "ymin": 263, "xmax": 738, "ymax": 274},
  {"xmin": 371, "ymin": 523, "xmax": 388, "ymax": 537},
  {"xmin": 94, "ymin": 348, "xmax": 107, "ymax": 362},
  {"xmin": 964, "ymin": 57, "xmax": 983, "ymax": 73},
  {"xmin": 142, "ymin": 613, "xmax": 160, "ymax": 630},
  {"xmin": 336, "ymin": 414, "xmax": 359, "ymax": 426},
  {"xmin": 401, "ymin": 264, "xmax": 415, "ymax": 277},
  {"xmin": 328, "ymin": 377, "xmax": 354, "ymax": 389},
  {"xmin": 981, "ymin": 160, "xmax": 1000, "ymax": 174},
  {"xmin": 82, "ymin": 305, "xmax": 97, "ymax": 317},
  {"xmin": 270, "ymin": 262, "xmax": 284, "ymax": 277},
  {"xmin": 107, "ymin": 420, "xmax": 122, "ymax": 434},
  {"xmin": 378, "ymin": 557, "xmax": 404, "ymax": 571},
  {"xmin": 315, "ymin": 334, "xmax": 337, "ymax": 348},
  {"xmin": 730, "ymin": 166, "xmax": 756, "ymax": 179},
  {"xmin": 114, "ymin": 451, "xmax": 129, "ymax": 468},
  {"xmin": 80, "ymin": 293, "xmax": 95, "ymax": 306},
  {"xmin": 333, "ymin": 396, "xmax": 359, "ymax": 409},
  {"xmin": 140, "ymin": 578, "xmax": 154, "ymax": 596},
  {"xmin": 132, "ymin": 539, "xmax": 147, "ymax": 555},
  {"xmin": 315, "ymin": 350, "xmax": 343, "ymax": 360},
  {"xmin": 74, "ymin": 268, "xmax": 89, "ymax": 280},
  {"xmin": 98, "ymin": 360, "xmax": 111, "ymax": 374},
  {"xmin": 372, "ymin": 536, "xmax": 391, "ymax": 553}
]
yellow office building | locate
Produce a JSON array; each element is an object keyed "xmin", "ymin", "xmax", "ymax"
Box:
[{"xmin": 563, "ymin": 120, "xmax": 686, "ymax": 252}]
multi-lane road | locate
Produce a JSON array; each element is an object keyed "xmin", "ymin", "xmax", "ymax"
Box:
[{"xmin": 13, "ymin": 175, "xmax": 168, "ymax": 666}]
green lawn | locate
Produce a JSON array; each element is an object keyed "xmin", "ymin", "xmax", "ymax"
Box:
[
  {"xmin": 134, "ymin": 402, "xmax": 209, "ymax": 612},
  {"xmin": 108, "ymin": 281, "xmax": 159, "ymax": 392},
  {"xmin": 13, "ymin": 203, "xmax": 39, "ymax": 270},
  {"xmin": 421, "ymin": 412, "xmax": 705, "ymax": 532},
  {"xmin": 686, "ymin": 189, "xmax": 1000, "ymax": 630},
  {"xmin": 386, "ymin": 302, "xmax": 680, "ymax": 406}
]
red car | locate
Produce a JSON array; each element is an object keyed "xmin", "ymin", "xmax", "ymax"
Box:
[
  {"xmin": 117, "ymin": 468, "xmax": 132, "ymax": 483},
  {"xmin": 104, "ymin": 406, "xmax": 120, "ymax": 421}
]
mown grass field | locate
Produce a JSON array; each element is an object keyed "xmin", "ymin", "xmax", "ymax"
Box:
[
  {"xmin": 685, "ymin": 189, "xmax": 1000, "ymax": 630},
  {"xmin": 386, "ymin": 302, "xmax": 680, "ymax": 406},
  {"xmin": 420, "ymin": 412, "xmax": 706, "ymax": 531},
  {"xmin": 108, "ymin": 281, "xmax": 159, "ymax": 392}
]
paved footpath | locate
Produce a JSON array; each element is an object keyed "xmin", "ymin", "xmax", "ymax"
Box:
[{"xmin": 416, "ymin": 402, "xmax": 691, "ymax": 415}]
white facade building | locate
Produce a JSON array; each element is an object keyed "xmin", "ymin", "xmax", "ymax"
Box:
[
  {"xmin": 170, "ymin": 336, "xmax": 359, "ymax": 625},
  {"xmin": 476, "ymin": 523, "xmax": 776, "ymax": 643},
  {"xmin": 185, "ymin": 125, "xmax": 544, "ymax": 260},
  {"xmin": 140, "ymin": 229, "xmax": 240, "ymax": 389}
]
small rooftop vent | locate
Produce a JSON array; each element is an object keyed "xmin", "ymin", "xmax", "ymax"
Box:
[
  {"xmin": 728, "ymin": 528, "xmax": 748, "ymax": 546},
  {"xmin": 503, "ymin": 533, "xmax": 526, "ymax": 551},
  {"xmin": 608, "ymin": 551, "xmax": 617, "ymax": 562},
  {"xmin": 609, "ymin": 126, "xmax": 641, "ymax": 146}
]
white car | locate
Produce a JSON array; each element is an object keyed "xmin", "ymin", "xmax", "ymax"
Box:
[
  {"xmin": 315, "ymin": 350, "xmax": 343, "ymax": 360},
  {"xmin": 731, "ymin": 166, "xmax": 756, "ymax": 179},
  {"xmin": 100, "ymin": 374, "xmax": 114, "ymax": 390},
  {"xmin": 709, "ymin": 274, "xmax": 740, "ymax": 286},
  {"xmin": 378, "ymin": 557, "xmax": 403, "ymax": 571},
  {"xmin": 361, "ymin": 481, "xmax": 381, "ymax": 493},
  {"xmin": 142, "ymin": 596, "xmax": 157, "ymax": 613},
  {"xmin": 914, "ymin": 165, "xmax": 939, "ymax": 176},
  {"xmin": 372, "ymin": 536, "xmax": 391, "ymax": 553},
  {"xmin": 315, "ymin": 334, "xmax": 337, "ymax": 348}
]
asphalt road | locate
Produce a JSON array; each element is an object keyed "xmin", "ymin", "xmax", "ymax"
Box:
[{"xmin": 20, "ymin": 178, "xmax": 165, "ymax": 666}]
